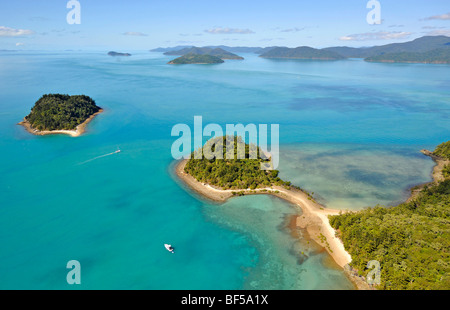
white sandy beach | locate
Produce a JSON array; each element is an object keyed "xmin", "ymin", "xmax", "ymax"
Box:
[{"xmin": 19, "ymin": 109, "xmax": 104, "ymax": 137}]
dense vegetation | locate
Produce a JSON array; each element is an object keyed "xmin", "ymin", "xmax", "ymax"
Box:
[
  {"xmin": 434, "ymin": 141, "xmax": 450, "ymax": 179},
  {"xmin": 25, "ymin": 94, "xmax": 101, "ymax": 131},
  {"xmin": 168, "ymin": 53, "xmax": 224, "ymax": 64},
  {"xmin": 365, "ymin": 48, "xmax": 450, "ymax": 64},
  {"xmin": 329, "ymin": 141, "xmax": 450, "ymax": 290},
  {"xmin": 164, "ymin": 47, "xmax": 244, "ymax": 60},
  {"xmin": 259, "ymin": 46, "xmax": 346, "ymax": 60},
  {"xmin": 108, "ymin": 51, "xmax": 131, "ymax": 56},
  {"xmin": 433, "ymin": 141, "xmax": 450, "ymax": 159},
  {"xmin": 324, "ymin": 36, "xmax": 450, "ymax": 58},
  {"xmin": 184, "ymin": 136, "xmax": 291, "ymax": 189},
  {"xmin": 152, "ymin": 45, "xmax": 276, "ymax": 54}
]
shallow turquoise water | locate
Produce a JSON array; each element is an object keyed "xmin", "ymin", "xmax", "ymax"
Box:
[{"xmin": 0, "ymin": 51, "xmax": 448, "ymax": 289}]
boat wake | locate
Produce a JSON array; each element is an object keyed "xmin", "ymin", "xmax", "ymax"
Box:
[{"xmin": 78, "ymin": 149, "xmax": 121, "ymax": 165}]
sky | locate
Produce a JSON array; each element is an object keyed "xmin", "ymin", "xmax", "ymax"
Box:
[{"xmin": 0, "ymin": 0, "xmax": 449, "ymax": 50}]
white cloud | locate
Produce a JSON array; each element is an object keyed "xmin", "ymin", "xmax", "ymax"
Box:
[
  {"xmin": 204, "ymin": 27, "xmax": 254, "ymax": 34},
  {"xmin": 424, "ymin": 29, "xmax": 450, "ymax": 36},
  {"xmin": 339, "ymin": 31, "xmax": 412, "ymax": 41},
  {"xmin": 16, "ymin": 42, "xmax": 24, "ymax": 46},
  {"xmin": 424, "ymin": 12, "xmax": 450, "ymax": 21},
  {"xmin": 0, "ymin": 26, "xmax": 34, "ymax": 37},
  {"xmin": 122, "ymin": 31, "xmax": 148, "ymax": 37}
]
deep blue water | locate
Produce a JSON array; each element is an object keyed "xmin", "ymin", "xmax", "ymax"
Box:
[{"xmin": 0, "ymin": 51, "xmax": 448, "ymax": 289}]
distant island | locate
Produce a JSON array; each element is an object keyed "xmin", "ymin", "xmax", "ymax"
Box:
[
  {"xmin": 168, "ymin": 53, "xmax": 225, "ymax": 65},
  {"xmin": 330, "ymin": 141, "xmax": 450, "ymax": 290},
  {"xmin": 259, "ymin": 46, "xmax": 346, "ymax": 60},
  {"xmin": 19, "ymin": 94, "xmax": 102, "ymax": 137},
  {"xmin": 164, "ymin": 47, "xmax": 244, "ymax": 60},
  {"xmin": 365, "ymin": 47, "xmax": 450, "ymax": 64},
  {"xmin": 153, "ymin": 35, "xmax": 450, "ymax": 64},
  {"xmin": 325, "ymin": 35, "xmax": 450, "ymax": 59},
  {"xmin": 108, "ymin": 51, "xmax": 131, "ymax": 57},
  {"xmin": 151, "ymin": 45, "xmax": 276, "ymax": 55}
]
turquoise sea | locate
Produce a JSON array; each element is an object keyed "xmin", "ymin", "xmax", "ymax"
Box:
[{"xmin": 0, "ymin": 51, "xmax": 448, "ymax": 289}]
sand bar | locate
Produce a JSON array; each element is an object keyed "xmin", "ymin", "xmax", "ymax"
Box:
[{"xmin": 175, "ymin": 159, "xmax": 352, "ymax": 268}]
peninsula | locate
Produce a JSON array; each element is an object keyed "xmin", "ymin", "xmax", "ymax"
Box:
[
  {"xmin": 19, "ymin": 94, "xmax": 102, "ymax": 137},
  {"xmin": 174, "ymin": 136, "xmax": 352, "ymax": 269},
  {"xmin": 175, "ymin": 137, "xmax": 450, "ymax": 290}
]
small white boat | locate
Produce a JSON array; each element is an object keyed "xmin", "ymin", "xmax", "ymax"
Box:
[{"xmin": 164, "ymin": 244, "xmax": 174, "ymax": 253}]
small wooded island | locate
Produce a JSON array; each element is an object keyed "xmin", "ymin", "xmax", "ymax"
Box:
[
  {"xmin": 184, "ymin": 136, "xmax": 291, "ymax": 189},
  {"xmin": 164, "ymin": 47, "xmax": 244, "ymax": 60},
  {"xmin": 108, "ymin": 51, "xmax": 131, "ymax": 57},
  {"xmin": 19, "ymin": 94, "xmax": 103, "ymax": 137},
  {"xmin": 168, "ymin": 53, "xmax": 224, "ymax": 64}
]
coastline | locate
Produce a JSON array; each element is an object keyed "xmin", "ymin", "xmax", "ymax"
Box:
[
  {"xmin": 175, "ymin": 159, "xmax": 352, "ymax": 268},
  {"xmin": 174, "ymin": 148, "xmax": 447, "ymax": 290},
  {"xmin": 18, "ymin": 109, "xmax": 104, "ymax": 137},
  {"xmin": 407, "ymin": 149, "xmax": 449, "ymax": 202}
]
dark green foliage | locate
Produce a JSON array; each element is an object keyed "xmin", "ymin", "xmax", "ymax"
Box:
[
  {"xmin": 164, "ymin": 47, "xmax": 244, "ymax": 60},
  {"xmin": 184, "ymin": 136, "xmax": 290, "ymax": 189},
  {"xmin": 259, "ymin": 46, "xmax": 346, "ymax": 60},
  {"xmin": 168, "ymin": 53, "xmax": 224, "ymax": 64},
  {"xmin": 365, "ymin": 47, "xmax": 450, "ymax": 64},
  {"xmin": 434, "ymin": 141, "xmax": 450, "ymax": 160},
  {"xmin": 107, "ymin": 51, "xmax": 131, "ymax": 56},
  {"xmin": 25, "ymin": 94, "xmax": 100, "ymax": 131},
  {"xmin": 443, "ymin": 165, "xmax": 450, "ymax": 179},
  {"xmin": 325, "ymin": 35, "xmax": 450, "ymax": 58},
  {"xmin": 329, "ymin": 142, "xmax": 450, "ymax": 290}
]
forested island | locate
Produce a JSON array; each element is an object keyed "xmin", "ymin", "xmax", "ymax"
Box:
[
  {"xmin": 176, "ymin": 136, "xmax": 353, "ymax": 269},
  {"xmin": 259, "ymin": 46, "xmax": 346, "ymax": 60},
  {"xmin": 365, "ymin": 48, "xmax": 450, "ymax": 64},
  {"xmin": 168, "ymin": 53, "xmax": 225, "ymax": 65},
  {"xmin": 184, "ymin": 136, "xmax": 291, "ymax": 189},
  {"xmin": 164, "ymin": 47, "xmax": 244, "ymax": 60},
  {"xmin": 19, "ymin": 94, "xmax": 102, "ymax": 137},
  {"xmin": 155, "ymin": 35, "xmax": 450, "ymax": 64},
  {"xmin": 329, "ymin": 141, "xmax": 450, "ymax": 290},
  {"xmin": 108, "ymin": 51, "xmax": 131, "ymax": 57}
]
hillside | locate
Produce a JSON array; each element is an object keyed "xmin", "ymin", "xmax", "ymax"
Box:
[
  {"xmin": 259, "ymin": 46, "xmax": 346, "ymax": 60},
  {"xmin": 168, "ymin": 53, "xmax": 224, "ymax": 64},
  {"xmin": 365, "ymin": 47, "xmax": 450, "ymax": 64},
  {"xmin": 151, "ymin": 45, "xmax": 278, "ymax": 54},
  {"xmin": 324, "ymin": 36, "xmax": 450, "ymax": 58},
  {"xmin": 184, "ymin": 136, "xmax": 290, "ymax": 190},
  {"xmin": 164, "ymin": 47, "xmax": 244, "ymax": 60}
]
